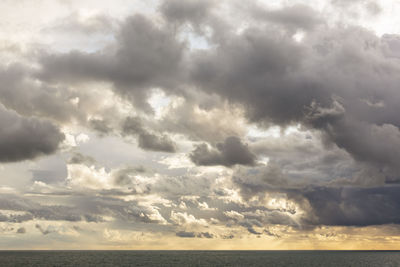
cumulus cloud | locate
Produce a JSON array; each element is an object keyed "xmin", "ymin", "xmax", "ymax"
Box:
[
  {"xmin": 122, "ymin": 116, "xmax": 176, "ymax": 152},
  {"xmin": 39, "ymin": 14, "xmax": 185, "ymax": 112},
  {"xmin": 0, "ymin": 64, "xmax": 81, "ymax": 123},
  {"xmin": 0, "ymin": 105, "xmax": 64, "ymax": 162},
  {"xmin": 190, "ymin": 136, "xmax": 256, "ymax": 167},
  {"xmin": 190, "ymin": 19, "xmax": 400, "ymax": 182}
]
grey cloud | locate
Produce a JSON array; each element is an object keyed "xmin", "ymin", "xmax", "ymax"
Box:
[
  {"xmin": 0, "ymin": 213, "xmax": 33, "ymax": 223},
  {"xmin": 232, "ymin": 165, "xmax": 400, "ymax": 226},
  {"xmin": 190, "ymin": 26, "xmax": 311, "ymax": 126},
  {"xmin": 137, "ymin": 132, "xmax": 176, "ymax": 153},
  {"xmin": 190, "ymin": 136, "xmax": 256, "ymax": 167},
  {"xmin": 112, "ymin": 167, "xmax": 151, "ymax": 193},
  {"xmin": 0, "ymin": 64, "xmax": 82, "ymax": 123},
  {"xmin": 0, "ymin": 105, "xmax": 64, "ymax": 162},
  {"xmin": 197, "ymin": 232, "xmax": 214, "ymax": 238},
  {"xmin": 32, "ymin": 3, "xmax": 400, "ymax": 183},
  {"xmin": 152, "ymin": 174, "xmax": 215, "ymax": 197},
  {"xmin": 39, "ymin": 14, "xmax": 185, "ymax": 112},
  {"xmin": 89, "ymin": 119, "xmax": 113, "ymax": 134},
  {"xmin": 264, "ymin": 228, "xmax": 280, "ymax": 238},
  {"xmin": 123, "ymin": 116, "xmax": 176, "ymax": 153},
  {"xmin": 68, "ymin": 152, "xmax": 96, "ymax": 165},
  {"xmin": 5, "ymin": 0, "xmax": 400, "ymax": 233},
  {"xmin": 0, "ymin": 193, "xmax": 168, "ymax": 229},
  {"xmin": 0, "ymin": 195, "xmax": 98, "ymax": 223},
  {"xmin": 176, "ymin": 231, "xmax": 196, "ymax": 238},
  {"xmin": 16, "ymin": 227, "xmax": 26, "ymax": 234},
  {"xmin": 306, "ymin": 101, "xmax": 400, "ymax": 180},
  {"xmin": 248, "ymin": 127, "xmax": 375, "ymax": 188},
  {"xmin": 191, "ymin": 21, "xmax": 400, "ymax": 181},
  {"xmin": 35, "ymin": 224, "xmax": 53, "ymax": 235},
  {"xmin": 175, "ymin": 231, "xmax": 214, "ymax": 239},
  {"xmin": 233, "ymin": 164, "xmax": 290, "ymax": 196},
  {"xmin": 122, "ymin": 116, "xmax": 143, "ymax": 134},
  {"xmin": 66, "ymin": 195, "xmax": 167, "ymax": 225},
  {"xmin": 297, "ymin": 185, "xmax": 400, "ymax": 226},
  {"xmin": 160, "ymin": 0, "xmax": 214, "ymax": 26},
  {"xmin": 157, "ymin": 96, "xmax": 246, "ymax": 143},
  {"xmin": 245, "ymin": 226, "xmax": 262, "ymax": 235},
  {"xmin": 252, "ymin": 4, "xmax": 323, "ymax": 31}
]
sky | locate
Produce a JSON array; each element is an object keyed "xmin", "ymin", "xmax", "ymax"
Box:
[{"xmin": 1, "ymin": 0, "xmax": 400, "ymax": 250}]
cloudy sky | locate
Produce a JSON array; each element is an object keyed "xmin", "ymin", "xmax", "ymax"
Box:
[{"xmin": 1, "ymin": 0, "xmax": 400, "ymax": 249}]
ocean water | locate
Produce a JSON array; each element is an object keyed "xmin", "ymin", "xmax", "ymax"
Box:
[{"xmin": 0, "ymin": 250, "xmax": 400, "ymax": 266}]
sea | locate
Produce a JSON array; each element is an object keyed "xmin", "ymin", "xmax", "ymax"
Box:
[{"xmin": 0, "ymin": 250, "xmax": 399, "ymax": 266}]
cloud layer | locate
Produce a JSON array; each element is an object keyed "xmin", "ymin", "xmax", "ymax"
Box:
[{"xmin": 0, "ymin": 0, "xmax": 400, "ymax": 249}]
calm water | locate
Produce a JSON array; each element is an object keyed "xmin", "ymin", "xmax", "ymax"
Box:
[{"xmin": 0, "ymin": 250, "xmax": 400, "ymax": 266}]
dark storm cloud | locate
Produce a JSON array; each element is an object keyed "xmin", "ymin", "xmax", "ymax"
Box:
[
  {"xmin": 0, "ymin": 64, "xmax": 81, "ymax": 123},
  {"xmin": 190, "ymin": 26, "xmax": 312, "ymax": 126},
  {"xmin": 0, "ymin": 105, "xmax": 64, "ymax": 162},
  {"xmin": 232, "ymin": 163, "xmax": 400, "ymax": 226},
  {"xmin": 39, "ymin": 14, "xmax": 185, "ymax": 112},
  {"xmin": 190, "ymin": 22, "xmax": 400, "ymax": 181},
  {"xmin": 305, "ymin": 100, "xmax": 400, "ymax": 181},
  {"xmin": 190, "ymin": 136, "xmax": 256, "ymax": 167},
  {"xmin": 297, "ymin": 185, "xmax": 400, "ymax": 226},
  {"xmin": 248, "ymin": 133, "xmax": 385, "ymax": 188},
  {"xmin": 122, "ymin": 117, "xmax": 176, "ymax": 152}
]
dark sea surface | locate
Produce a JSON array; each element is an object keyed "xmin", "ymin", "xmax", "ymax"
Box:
[{"xmin": 0, "ymin": 250, "xmax": 400, "ymax": 267}]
